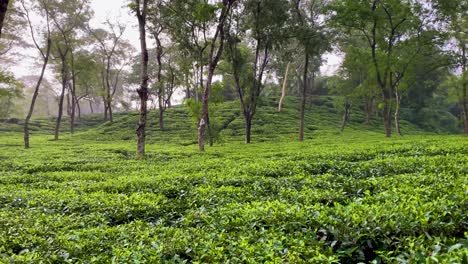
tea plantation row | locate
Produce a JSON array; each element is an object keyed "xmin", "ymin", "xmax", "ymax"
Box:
[{"xmin": 0, "ymin": 133, "xmax": 466, "ymax": 263}]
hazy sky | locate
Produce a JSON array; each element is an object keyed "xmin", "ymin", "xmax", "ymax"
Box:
[
  {"xmin": 89, "ymin": 0, "xmax": 342, "ymax": 75},
  {"xmin": 89, "ymin": 0, "xmax": 141, "ymax": 48},
  {"xmin": 9, "ymin": 0, "xmax": 341, "ymax": 79}
]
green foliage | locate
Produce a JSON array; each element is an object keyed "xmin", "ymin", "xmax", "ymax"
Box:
[
  {"xmin": 0, "ymin": 128, "xmax": 466, "ymax": 262},
  {"xmin": 193, "ymin": 2, "xmax": 217, "ymax": 23},
  {"xmin": 0, "ymin": 70, "xmax": 24, "ymax": 118},
  {"xmin": 185, "ymin": 98, "xmax": 202, "ymax": 126}
]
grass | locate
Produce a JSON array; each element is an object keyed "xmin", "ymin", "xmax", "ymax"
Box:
[{"xmin": 0, "ymin": 96, "xmax": 466, "ymax": 263}]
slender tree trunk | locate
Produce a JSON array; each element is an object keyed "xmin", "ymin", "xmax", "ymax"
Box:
[
  {"xmin": 76, "ymin": 98, "xmax": 81, "ymax": 120},
  {"xmin": 394, "ymin": 87, "xmax": 402, "ymax": 136},
  {"xmin": 383, "ymin": 91, "xmax": 392, "ymax": 137},
  {"xmin": 0, "ymin": 0, "xmax": 8, "ymax": 39},
  {"xmin": 245, "ymin": 112, "xmax": 252, "ymax": 144},
  {"xmin": 158, "ymin": 106, "xmax": 164, "ymax": 130},
  {"xmin": 103, "ymin": 97, "xmax": 108, "ymax": 120},
  {"xmin": 198, "ymin": 70, "xmax": 213, "ymax": 151},
  {"xmin": 463, "ymin": 84, "xmax": 468, "ymax": 134},
  {"xmin": 299, "ymin": 53, "xmax": 309, "ymax": 141},
  {"xmin": 462, "ymin": 45, "xmax": 468, "ymax": 134},
  {"xmin": 55, "ymin": 59, "xmax": 68, "ymax": 141},
  {"xmin": 24, "ymin": 36, "xmax": 51, "ymax": 149},
  {"xmin": 278, "ymin": 62, "xmax": 290, "ymax": 112},
  {"xmin": 340, "ymin": 100, "xmax": 351, "ymax": 132},
  {"xmin": 155, "ymin": 32, "xmax": 164, "ymax": 130},
  {"xmin": 70, "ymin": 71, "xmax": 76, "ymax": 134},
  {"xmin": 89, "ymin": 100, "xmax": 94, "ymax": 114},
  {"xmin": 66, "ymin": 92, "xmax": 71, "ymax": 116},
  {"xmin": 365, "ymin": 97, "xmax": 373, "ymax": 125},
  {"xmin": 105, "ymin": 57, "xmax": 113, "ymax": 123},
  {"xmin": 198, "ymin": 55, "xmax": 214, "ymax": 149},
  {"xmin": 68, "ymin": 46, "xmax": 77, "ymax": 133},
  {"xmin": 108, "ymin": 100, "xmax": 113, "ymax": 122},
  {"xmin": 136, "ymin": 0, "xmax": 149, "ymax": 157},
  {"xmin": 101, "ymin": 69, "xmax": 108, "ymax": 121}
]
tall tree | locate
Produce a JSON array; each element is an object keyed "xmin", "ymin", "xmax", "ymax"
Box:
[
  {"xmin": 163, "ymin": 0, "xmax": 236, "ymax": 150},
  {"xmin": 333, "ymin": 43, "xmax": 380, "ymax": 129},
  {"xmin": 292, "ymin": 0, "xmax": 330, "ymax": 141},
  {"xmin": 73, "ymin": 50, "xmax": 102, "ymax": 117},
  {"xmin": 131, "ymin": 0, "xmax": 149, "ymax": 157},
  {"xmin": 22, "ymin": 0, "xmax": 52, "ymax": 149},
  {"xmin": 331, "ymin": 0, "xmax": 435, "ymax": 137},
  {"xmin": 88, "ymin": 20, "xmax": 126, "ymax": 123},
  {"xmin": 147, "ymin": 0, "xmax": 168, "ymax": 129},
  {"xmin": 432, "ymin": 0, "xmax": 468, "ymax": 133},
  {"xmin": 49, "ymin": 0, "xmax": 90, "ymax": 139},
  {"xmin": 226, "ymin": 0, "xmax": 288, "ymax": 143},
  {"xmin": 197, "ymin": 0, "xmax": 235, "ymax": 151}
]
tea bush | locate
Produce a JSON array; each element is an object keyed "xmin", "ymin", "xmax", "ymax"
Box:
[
  {"xmin": 0, "ymin": 133, "xmax": 466, "ymax": 263},
  {"xmin": 0, "ymin": 97, "xmax": 466, "ymax": 262}
]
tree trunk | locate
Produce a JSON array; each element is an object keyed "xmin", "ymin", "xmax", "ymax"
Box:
[
  {"xmin": 66, "ymin": 92, "xmax": 71, "ymax": 116},
  {"xmin": 198, "ymin": 74, "xmax": 211, "ymax": 152},
  {"xmin": 103, "ymin": 97, "xmax": 108, "ymax": 120},
  {"xmin": 383, "ymin": 92, "xmax": 392, "ymax": 137},
  {"xmin": 24, "ymin": 35, "xmax": 51, "ymax": 149},
  {"xmin": 462, "ymin": 45, "xmax": 467, "ymax": 134},
  {"xmin": 105, "ymin": 57, "xmax": 113, "ymax": 123},
  {"xmin": 278, "ymin": 62, "xmax": 290, "ymax": 112},
  {"xmin": 108, "ymin": 100, "xmax": 113, "ymax": 122},
  {"xmin": 340, "ymin": 100, "xmax": 351, "ymax": 132},
  {"xmin": 101, "ymin": 69, "xmax": 108, "ymax": 121},
  {"xmin": 89, "ymin": 100, "xmax": 94, "ymax": 114},
  {"xmin": 136, "ymin": 0, "xmax": 149, "ymax": 157},
  {"xmin": 394, "ymin": 88, "xmax": 402, "ymax": 136},
  {"xmin": 70, "ymin": 71, "xmax": 76, "ymax": 134},
  {"xmin": 365, "ymin": 97, "xmax": 373, "ymax": 125},
  {"xmin": 245, "ymin": 112, "xmax": 252, "ymax": 144},
  {"xmin": 55, "ymin": 59, "xmax": 68, "ymax": 141},
  {"xmin": 158, "ymin": 106, "xmax": 164, "ymax": 130},
  {"xmin": 0, "ymin": 0, "xmax": 8, "ymax": 39},
  {"xmin": 463, "ymin": 83, "xmax": 468, "ymax": 134},
  {"xmin": 155, "ymin": 32, "xmax": 164, "ymax": 129},
  {"xmin": 76, "ymin": 98, "xmax": 81, "ymax": 120},
  {"xmin": 299, "ymin": 53, "xmax": 309, "ymax": 141}
]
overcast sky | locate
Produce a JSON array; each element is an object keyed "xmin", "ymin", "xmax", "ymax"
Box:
[
  {"xmin": 90, "ymin": 0, "xmax": 342, "ymax": 75},
  {"xmin": 89, "ymin": 0, "xmax": 141, "ymax": 48},
  {"xmin": 9, "ymin": 0, "xmax": 341, "ymax": 79}
]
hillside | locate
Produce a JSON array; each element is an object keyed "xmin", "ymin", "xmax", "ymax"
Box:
[{"xmin": 0, "ymin": 96, "xmax": 437, "ymax": 145}]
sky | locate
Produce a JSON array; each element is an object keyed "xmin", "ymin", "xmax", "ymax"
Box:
[
  {"xmin": 8, "ymin": 0, "xmax": 341, "ymax": 80},
  {"xmin": 89, "ymin": 0, "xmax": 141, "ymax": 48},
  {"xmin": 89, "ymin": 0, "xmax": 342, "ymax": 76}
]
